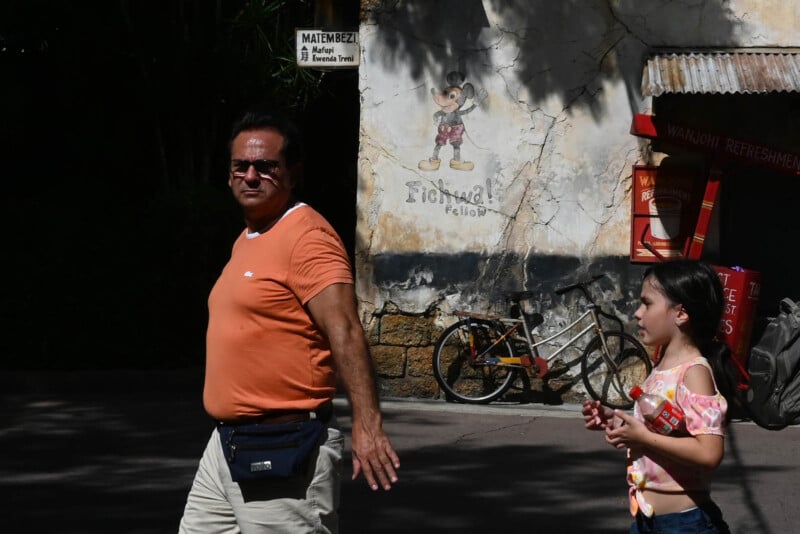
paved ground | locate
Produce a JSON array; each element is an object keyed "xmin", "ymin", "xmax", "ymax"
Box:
[{"xmin": 1, "ymin": 369, "xmax": 798, "ymax": 533}]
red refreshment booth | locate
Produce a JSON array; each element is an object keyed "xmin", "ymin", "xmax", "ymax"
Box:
[{"xmin": 627, "ymin": 113, "xmax": 800, "ymax": 370}]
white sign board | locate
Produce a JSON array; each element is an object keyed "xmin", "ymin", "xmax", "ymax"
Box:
[{"xmin": 295, "ymin": 29, "xmax": 360, "ymax": 68}]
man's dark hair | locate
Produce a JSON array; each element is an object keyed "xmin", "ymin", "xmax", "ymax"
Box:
[{"xmin": 228, "ymin": 108, "xmax": 305, "ymax": 167}]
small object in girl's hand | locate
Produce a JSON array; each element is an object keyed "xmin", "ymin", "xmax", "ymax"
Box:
[{"xmin": 629, "ymin": 386, "xmax": 685, "ymax": 435}]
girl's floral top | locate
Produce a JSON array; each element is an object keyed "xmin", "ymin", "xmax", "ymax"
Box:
[{"xmin": 627, "ymin": 356, "xmax": 728, "ymax": 517}]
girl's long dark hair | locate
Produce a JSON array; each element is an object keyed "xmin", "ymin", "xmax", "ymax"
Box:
[{"xmin": 643, "ymin": 260, "xmax": 741, "ymax": 421}]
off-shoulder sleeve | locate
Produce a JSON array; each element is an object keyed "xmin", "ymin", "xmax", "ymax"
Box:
[{"xmin": 676, "ymin": 383, "xmax": 727, "ymax": 436}]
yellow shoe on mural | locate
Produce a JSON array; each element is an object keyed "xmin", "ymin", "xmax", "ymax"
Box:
[
  {"xmin": 450, "ymin": 159, "xmax": 474, "ymax": 171},
  {"xmin": 418, "ymin": 158, "xmax": 441, "ymax": 171}
]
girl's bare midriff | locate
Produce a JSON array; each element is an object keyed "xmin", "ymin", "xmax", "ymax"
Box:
[{"xmin": 642, "ymin": 488, "xmax": 711, "ymax": 515}]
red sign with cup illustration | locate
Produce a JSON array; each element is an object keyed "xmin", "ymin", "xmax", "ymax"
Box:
[{"xmin": 630, "ymin": 165, "xmax": 706, "ymax": 263}]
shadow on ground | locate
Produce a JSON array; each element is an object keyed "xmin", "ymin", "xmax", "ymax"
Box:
[{"xmin": 1, "ymin": 370, "xmax": 796, "ymax": 533}]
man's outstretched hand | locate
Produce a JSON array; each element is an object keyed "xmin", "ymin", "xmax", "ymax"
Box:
[{"xmin": 351, "ymin": 423, "xmax": 400, "ymax": 491}]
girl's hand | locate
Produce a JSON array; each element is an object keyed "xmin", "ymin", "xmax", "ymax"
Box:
[
  {"xmin": 604, "ymin": 410, "xmax": 649, "ymax": 449},
  {"xmin": 582, "ymin": 400, "xmax": 615, "ymax": 430}
]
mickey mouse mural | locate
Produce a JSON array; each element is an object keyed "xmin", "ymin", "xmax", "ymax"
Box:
[{"xmin": 419, "ymin": 71, "xmax": 486, "ymax": 172}]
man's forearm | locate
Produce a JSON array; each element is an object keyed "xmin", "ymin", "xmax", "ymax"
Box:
[{"xmin": 331, "ymin": 326, "xmax": 382, "ymax": 423}]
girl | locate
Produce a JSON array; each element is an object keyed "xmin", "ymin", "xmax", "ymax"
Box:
[{"xmin": 582, "ymin": 260, "xmax": 731, "ymax": 533}]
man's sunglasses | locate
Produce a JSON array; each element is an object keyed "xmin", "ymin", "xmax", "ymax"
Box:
[{"xmin": 230, "ymin": 159, "xmax": 280, "ymax": 179}]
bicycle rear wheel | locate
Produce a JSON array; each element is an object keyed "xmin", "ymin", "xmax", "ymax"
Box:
[
  {"xmin": 432, "ymin": 318, "xmax": 518, "ymax": 404},
  {"xmin": 580, "ymin": 331, "xmax": 652, "ymax": 409}
]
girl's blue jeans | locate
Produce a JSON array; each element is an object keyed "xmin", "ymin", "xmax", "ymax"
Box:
[{"xmin": 630, "ymin": 501, "xmax": 730, "ymax": 534}]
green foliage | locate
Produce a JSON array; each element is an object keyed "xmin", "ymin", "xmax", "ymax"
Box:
[{"xmin": 221, "ymin": 0, "xmax": 324, "ymax": 112}]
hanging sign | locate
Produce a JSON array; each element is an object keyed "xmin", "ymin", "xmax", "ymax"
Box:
[
  {"xmin": 295, "ymin": 29, "xmax": 360, "ymax": 68},
  {"xmin": 630, "ymin": 165, "xmax": 706, "ymax": 263},
  {"xmin": 631, "ymin": 113, "xmax": 800, "ymax": 176}
]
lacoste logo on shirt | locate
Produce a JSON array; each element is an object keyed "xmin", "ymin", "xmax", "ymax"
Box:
[{"xmin": 244, "ymin": 271, "xmax": 254, "ymax": 278}]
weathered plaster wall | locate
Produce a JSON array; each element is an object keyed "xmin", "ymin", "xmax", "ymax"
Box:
[{"xmin": 356, "ymin": 0, "xmax": 799, "ymax": 399}]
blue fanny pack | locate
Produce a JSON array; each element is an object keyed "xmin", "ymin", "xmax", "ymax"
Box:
[{"xmin": 218, "ymin": 419, "xmax": 325, "ymax": 481}]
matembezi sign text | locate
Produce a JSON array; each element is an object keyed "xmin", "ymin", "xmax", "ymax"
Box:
[{"xmin": 296, "ymin": 29, "xmax": 359, "ymax": 68}]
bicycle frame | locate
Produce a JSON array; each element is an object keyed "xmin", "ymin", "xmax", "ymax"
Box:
[
  {"xmin": 526, "ymin": 306, "xmax": 604, "ymax": 363},
  {"xmin": 434, "ymin": 274, "xmax": 651, "ymax": 407},
  {"xmin": 466, "ymin": 305, "xmax": 607, "ymax": 369}
]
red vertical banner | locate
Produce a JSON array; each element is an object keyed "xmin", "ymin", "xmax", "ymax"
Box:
[
  {"xmin": 630, "ymin": 165, "xmax": 706, "ymax": 263},
  {"xmin": 686, "ymin": 163, "xmax": 722, "ymax": 260},
  {"xmin": 713, "ymin": 265, "xmax": 762, "ymax": 366}
]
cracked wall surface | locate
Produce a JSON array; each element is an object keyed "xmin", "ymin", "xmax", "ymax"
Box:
[
  {"xmin": 357, "ymin": 0, "xmax": 796, "ymax": 311},
  {"xmin": 354, "ymin": 0, "xmax": 799, "ymax": 398}
]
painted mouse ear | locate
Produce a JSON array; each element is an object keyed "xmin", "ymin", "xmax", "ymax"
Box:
[
  {"xmin": 461, "ymin": 83, "xmax": 475, "ymax": 99},
  {"xmin": 446, "ymin": 71, "xmax": 465, "ymax": 86}
]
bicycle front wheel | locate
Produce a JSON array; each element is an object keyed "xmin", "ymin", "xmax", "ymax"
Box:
[
  {"xmin": 432, "ymin": 318, "xmax": 518, "ymax": 404},
  {"xmin": 581, "ymin": 331, "xmax": 652, "ymax": 409}
]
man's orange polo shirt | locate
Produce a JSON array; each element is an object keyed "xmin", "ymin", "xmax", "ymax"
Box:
[{"xmin": 203, "ymin": 205, "xmax": 353, "ymax": 421}]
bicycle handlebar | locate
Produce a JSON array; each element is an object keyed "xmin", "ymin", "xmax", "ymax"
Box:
[
  {"xmin": 503, "ymin": 274, "xmax": 604, "ymax": 303},
  {"xmin": 554, "ymin": 274, "xmax": 605, "ymax": 297},
  {"xmin": 499, "ymin": 273, "xmax": 621, "ymax": 331}
]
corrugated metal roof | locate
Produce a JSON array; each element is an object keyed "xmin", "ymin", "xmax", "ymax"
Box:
[{"xmin": 642, "ymin": 49, "xmax": 800, "ymax": 96}]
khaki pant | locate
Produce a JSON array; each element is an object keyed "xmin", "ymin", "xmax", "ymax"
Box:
[{"xmin": 179, "ymin": 421, "xmax": 343, "ymax": 534}]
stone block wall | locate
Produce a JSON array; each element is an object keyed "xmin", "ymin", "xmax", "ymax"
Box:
[
  {"xmin": 364, "ymin": 316, "xmax": 635, "ymax": 404},
  {"xmin": 366, "ymin": 310, "xmax": 442, "ymax": 398}
]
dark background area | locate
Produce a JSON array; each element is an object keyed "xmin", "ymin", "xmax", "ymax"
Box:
[{"xmin": 1, "ymin": 0, "xmax": 361, "ymax": 369}]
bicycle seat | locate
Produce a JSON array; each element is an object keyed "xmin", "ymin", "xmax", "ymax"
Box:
[{"xmin": 509, "ymin": 301, "xmax": 544, "ymax": 329}]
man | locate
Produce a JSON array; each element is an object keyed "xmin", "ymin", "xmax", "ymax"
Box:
[{"xmin": 179, "ymin": 108, "xmax": 399, "ymax": 533}]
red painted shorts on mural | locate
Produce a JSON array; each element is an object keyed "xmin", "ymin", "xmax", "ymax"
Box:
[{"xmin": 436, "ymin": 124, "xmax": 465, "ymax": 145}]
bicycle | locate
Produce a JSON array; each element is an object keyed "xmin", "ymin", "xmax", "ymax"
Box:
[{"xmin": 431, "ymin": 274, "xmax": 652, "ymax": 408}]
